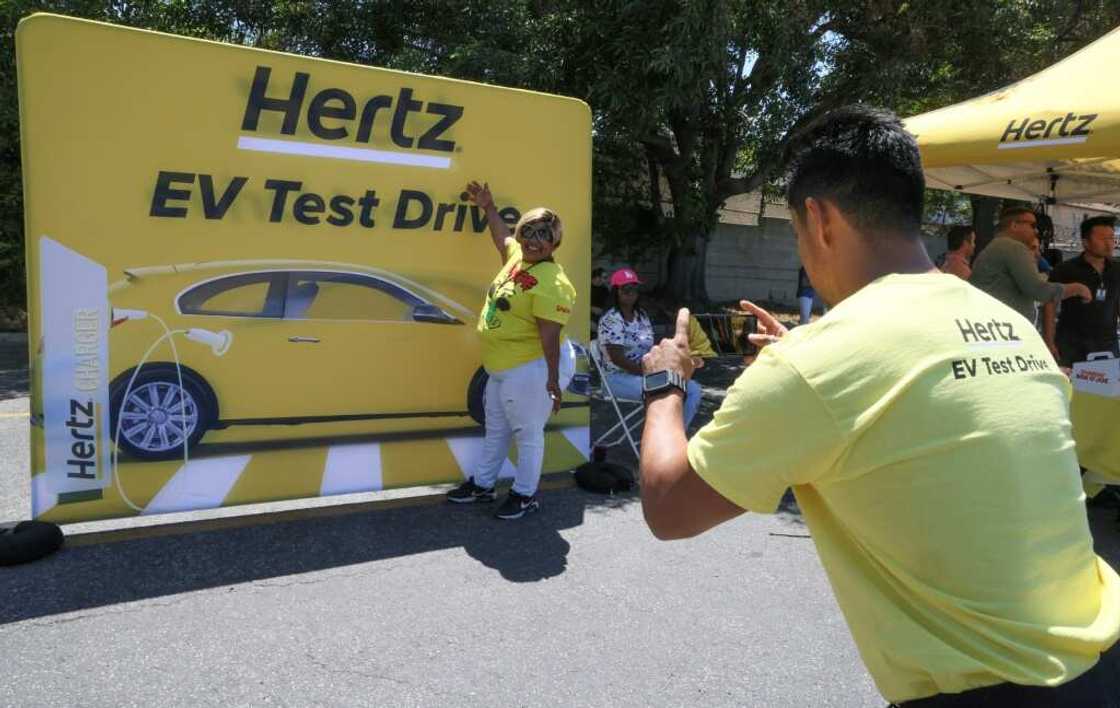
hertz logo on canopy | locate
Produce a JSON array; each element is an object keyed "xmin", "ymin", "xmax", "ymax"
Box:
[
  {"xmin": 17, "ymin": 14, "xmax": 591, "ymax": 523},
  {"xmin": 997, "ymin": 113, "xmax": 1098, "ymax": 150}
]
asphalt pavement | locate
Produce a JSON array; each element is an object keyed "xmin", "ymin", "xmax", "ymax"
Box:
[{"xmin": 2, "ymin": 337, "xmax": 1117, "ymax": 707}]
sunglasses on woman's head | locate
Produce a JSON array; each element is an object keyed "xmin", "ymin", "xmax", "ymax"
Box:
[
  {"xmin": 518, "ymin": 221, "xmax": 555, "ymax": 243},
  {"xmin": 619, "ymin": 285, "xmax": 639, "ymax": 294}
]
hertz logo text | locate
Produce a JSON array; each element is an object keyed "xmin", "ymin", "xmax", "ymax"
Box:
[{"xmin": 241, "ymin": 66, "xmax": 464, "ymax": 153}]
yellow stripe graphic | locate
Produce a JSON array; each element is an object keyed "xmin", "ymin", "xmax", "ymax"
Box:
[
  {"xmin": 35, "ymin": 426, "xmax": 589, "ymax": 523},
  {"xmin": 380, "ymin": 437, "xmax": 461, "ymax": 489},
  {"xmin": 223, "ymin": 446, "xmax": 328, "ymax": 507},
  {"xmin": 540, "ymin": 430, "xmax": 588, "ymax": 471}
]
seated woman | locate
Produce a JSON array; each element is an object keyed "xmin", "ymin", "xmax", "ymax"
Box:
[{"xmin": 597, "ymin": 268, "xmax": 701, "ymax": 428}]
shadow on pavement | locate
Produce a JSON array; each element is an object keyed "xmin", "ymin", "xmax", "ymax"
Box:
[
  {"xmin": 0, "ymin": 485, "xmax": 631, "ymax": 626},
  {"xmin": 0, "ymin": 337, "xmax": 29, "ymax": 402},
  {"xmin": 0, "ymin": 370, "xmax": 28, "ymax": 401}
]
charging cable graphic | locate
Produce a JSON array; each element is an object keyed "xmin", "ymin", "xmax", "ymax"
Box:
[{"xmin": 110, "ymin": 308, "xmax": 232, "ymax": 511}]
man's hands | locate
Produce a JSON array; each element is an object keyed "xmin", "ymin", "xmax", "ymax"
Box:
[
  {"xmin": 642, "ymin": 308, "xmax": 697, "ymax": 381},
  {"xmin": 639, "ymin": 307, "xmax": 749, "ymax": 541},
  {"xmin": 644, "ymin": 302, "xmax": 787, "ymax": 374},
  {"xmin": 741, "ymin": 299, "xmax": 788, "ymax": 348},
  {"xmin": 738, "ymin": 300, "xmax": 788, "ymax": 364},
  {"xmin": 1064, "ymin": 282, "xmax": 1092, "ymax": 303},
  {"xmin": 465, "ymin": 181, "xmax": 495, "ymax": 210}
]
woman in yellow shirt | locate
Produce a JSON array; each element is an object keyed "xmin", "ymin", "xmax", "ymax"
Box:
[{"xmin": 447, "ymin": 181, "xmax": 576, "ymax": 519}]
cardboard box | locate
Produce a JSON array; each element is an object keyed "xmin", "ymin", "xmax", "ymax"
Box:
[{"xmin": 1072, "ymin": 352, "xmax": 1120, "ymax": 398}]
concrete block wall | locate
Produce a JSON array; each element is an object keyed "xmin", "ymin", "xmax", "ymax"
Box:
[
  {"xmin": 599, "ymin": 223, "xmax": 957, "ymax": 309},
  {"xmin": 706, "ymin": 218, "xmax": 800, "ymax": 306},
  {"xmin": 595, "ymin": 219, "xmax": 802, "ymax": 307}
]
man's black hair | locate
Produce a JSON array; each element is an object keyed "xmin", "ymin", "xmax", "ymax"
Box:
[
  {"xmin": 592, "ymin": 267, "xmax": 606, "ymax": 277},
  {"xmin": 784, "ymin": 105, "xmax": 925, "ymax": 239},
  {"xmin": 946, "ymin": 225, "xmax": 974, "ymax": 252},
  {"xmin": 1080, "ymin": 215, "xmax": 1116, "ymax": 240}
]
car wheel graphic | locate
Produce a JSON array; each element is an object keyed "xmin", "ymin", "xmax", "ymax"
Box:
[
  {"xmin": 467, "ymin": 367, "xmax": 488, "ymax": 426},
  {"xmin": 109, "ymin": 367, "xmax": 215, "ymax": 461}
]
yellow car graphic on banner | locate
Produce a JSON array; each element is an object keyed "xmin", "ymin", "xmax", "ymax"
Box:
[
  {"xmin": 105, "ymin": 258, "xmax": 587, "ymax": 460},
  {"xmin": 17, "ymin": 14, "xmax": 591, "ymax": 521}
]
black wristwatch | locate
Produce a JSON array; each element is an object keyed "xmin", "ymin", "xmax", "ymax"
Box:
[{"xmin": 642, "ymin": 369, "xmax": 686, "ymax": 402}]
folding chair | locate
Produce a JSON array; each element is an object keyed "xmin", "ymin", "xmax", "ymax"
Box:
[{"xmin": 588, "ymin": 342, "xmax": 643, "ymax": 459}]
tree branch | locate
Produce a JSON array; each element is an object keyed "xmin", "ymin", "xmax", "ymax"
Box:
[
  {"xmin": 1054, "ymin": 0, "xmax": 1086, "ymax": 43},
  {"xmin": 668, "ymin": 111, "xmax": 695, "ymax": 164},
  {"xmin": 728, "ymin": 43, "xmax": 750, "ymax": 102},
  {"xmin": 640, "ymin": 133, "xmax": 679, "ymax": 168},
  {"xmin": 645, "ymin": 147, "xmax": 664, "ymax": 226}
]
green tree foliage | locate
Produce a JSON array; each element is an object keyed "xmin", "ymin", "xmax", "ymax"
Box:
[
  {"xmin": 2, "ymin": 1, "xmax": 1120, "ymax": 311},
  {"xmin": 570, "ymin": 0, "xmax": 1120, "ymax": 303}
]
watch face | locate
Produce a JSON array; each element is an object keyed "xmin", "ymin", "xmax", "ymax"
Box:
[{"xmin": 643, "ymin": 371, "xmax": 670, "ymax": 392}]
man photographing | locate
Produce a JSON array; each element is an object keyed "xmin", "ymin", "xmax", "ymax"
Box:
[{"xmin": 638, "ymin": 106, "xmax": 1120, "ymax": 706}]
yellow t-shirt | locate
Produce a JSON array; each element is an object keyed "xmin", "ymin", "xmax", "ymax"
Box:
[
  {"xmin": 477, "ymin": 241, "xmax": 576, "ymax": 372},
  {"xmin": 688, "ymin": 315, "xmax": 716, "ymax": 358},
  {"xmin": 686, "ymin": 273, "xmax": 1120, "ymax": 703}
]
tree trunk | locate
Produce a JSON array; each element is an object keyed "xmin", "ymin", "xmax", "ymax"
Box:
[
  {"xmin": 666, "ymin": 243, "xmax": 688, "ymax": 304},
  {"xmin": 689, "ymin": 236, "xmax": 710, "ymax": 307},
  {"xmin": 665, "ymin": 234, "xmax": 711, "ymax": 309}
]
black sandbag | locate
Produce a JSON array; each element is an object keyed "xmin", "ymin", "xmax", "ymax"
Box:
[
  {"xmin": 574, "ymin": 461, "xmax": 635, "ymax": 494},
  {"xmin": 0, "ymin": 520, "xmax": 64, "ymax": 566}
]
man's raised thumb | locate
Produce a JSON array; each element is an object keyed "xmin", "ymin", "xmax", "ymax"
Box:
[{"xmin": 675, "ymin": 308, "xmax": 691, "ymax": 342}]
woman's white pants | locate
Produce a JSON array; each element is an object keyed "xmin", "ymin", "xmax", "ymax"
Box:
[{"xmin": 474, "ymin": 345, "xmax": 575, "ymax": 496}]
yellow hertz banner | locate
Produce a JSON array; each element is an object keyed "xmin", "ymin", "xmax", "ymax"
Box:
[{"xmin": 18, "ymin": 14, "xmax": 591, "ymax": 523}]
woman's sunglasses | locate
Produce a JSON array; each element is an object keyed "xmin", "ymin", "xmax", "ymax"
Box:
[{"xmin": 518, "ymin": 221, "xmax": 555, "ymax": 244}]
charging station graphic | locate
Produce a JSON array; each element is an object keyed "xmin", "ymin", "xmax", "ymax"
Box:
[
  {"xmin": 38, "ymin": 238, "xmax": 111, "ymax": 505},
  {"xmin": 18, "ymin": 14, "xmax": 592, "ymax": 523}
]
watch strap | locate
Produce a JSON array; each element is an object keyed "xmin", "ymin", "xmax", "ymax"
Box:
[{"xmin": 642, "ymin": 369, "xmax": 686, "ymax": 401}]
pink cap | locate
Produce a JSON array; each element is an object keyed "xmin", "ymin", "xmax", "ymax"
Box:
[{"xmin": 609, "ymin": 268, "xmax": 642, "ymax": 288}]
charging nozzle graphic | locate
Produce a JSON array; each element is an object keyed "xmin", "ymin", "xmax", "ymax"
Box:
[
  {"xmin": 110, "ymin": 307, "xmax": 232, "ymax": 356},
  {"xmin": 112, "ymin": 307, "xmax": 148, "ymax": 324},
  {"xmin": 186, "ymin": 328, "xmax": 232, "ymax": 357},
  {"xmin": 109, "ymin": 317, "xmax": 233, "ymax": 511}
]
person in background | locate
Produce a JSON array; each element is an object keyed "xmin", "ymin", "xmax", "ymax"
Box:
[
  {"xmin": 590, "ymin": 267, "xmax": 609, "ymax": 335},
  {"xmin": 1031, "ymin": 237, "xmax": 1053, "ymax": 275},
  {"xmin": 1022, "ymin": 236, "xmax": 1053, "ymax": 327},
  {"xmin": 447, "ymin": 181, "xmax": 576, "ymax": 519},
  {"xmin": 597, "ymin": 268, "xmax": 702, "ymax": 429},
  {"xmin": 940, "ymin": 225, "xmax": 975, "ymax": 280},
  {"xmin": 970, "ymin": 206, "xmax": 1091, "ymax": 322},
  {"xmin": 1043, "ymin": 215, "xmax": 1120, "ymax": 365},
  {"xmin": 797, "ymin": 266, "xmax": 816, "ymax": 325},
  {"xmin": 636, "ymin": 105, "xmax": 1120, "ymax": 706}
]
